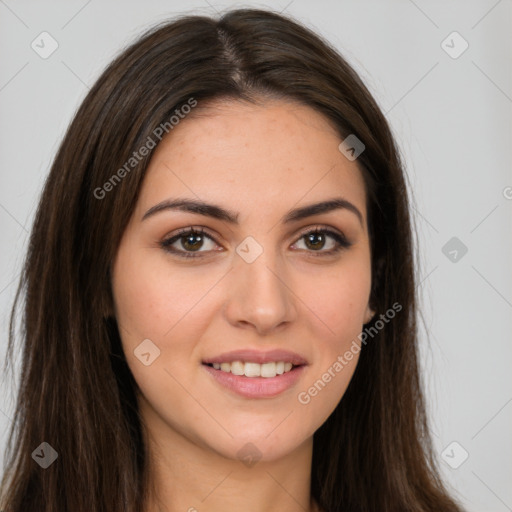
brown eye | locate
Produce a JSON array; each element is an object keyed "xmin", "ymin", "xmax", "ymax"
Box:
[
  {"xmin": 293, "ymin": 227, "xmax": 351, "ymax": 255},
  {"xmin": 304, "ymin": 231, "xmax": 328, "ymax": 250},
  {"xmin": 160, "ymin": 227, "xmax": 220, "ymax": 258}
]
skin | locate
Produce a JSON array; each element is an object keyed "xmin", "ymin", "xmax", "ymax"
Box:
[{"xmin": 111, "ymin": 98, "xmax": 375, "ymax": 512}]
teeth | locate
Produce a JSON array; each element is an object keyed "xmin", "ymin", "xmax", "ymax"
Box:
[{"xmin": 209, "ymin": 361, "xmax": 296, "ymax": 378}]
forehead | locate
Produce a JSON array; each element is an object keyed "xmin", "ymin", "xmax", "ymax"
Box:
[{"xmin": 137, "ymin": 99, "xmax": 367, "ymax": 222}]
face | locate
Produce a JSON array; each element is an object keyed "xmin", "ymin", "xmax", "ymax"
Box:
[{"xmin": 111, "ymin": 98, "xmax": 374, "ymax": 463}]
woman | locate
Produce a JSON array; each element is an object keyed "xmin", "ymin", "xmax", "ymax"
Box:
[{"xmin": 0, "ymin": 8, "xmax": 465, "ymax": 512}]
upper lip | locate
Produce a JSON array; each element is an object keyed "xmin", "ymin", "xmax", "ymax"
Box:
[{"xmin": 202, "ymin": 349, "xmax": 308, "ymax": 366}]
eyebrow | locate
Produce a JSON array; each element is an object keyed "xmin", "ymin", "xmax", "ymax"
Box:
[{"xmin": 142, "ymin": 197, "xmax": 364, "ymax": 226}]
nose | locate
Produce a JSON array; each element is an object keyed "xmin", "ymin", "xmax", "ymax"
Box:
[{"xmin": 223, "ymin": 249, "xmax": 298, "ymax": 336}]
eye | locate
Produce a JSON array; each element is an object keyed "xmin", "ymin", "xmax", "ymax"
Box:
[
  {"xmin": 291, "ymin": 226, "xmax": 351, "ymax": 256},
  {"xmin": 160, "ymin": 227, "xmax": 221, "ymax": 258}
]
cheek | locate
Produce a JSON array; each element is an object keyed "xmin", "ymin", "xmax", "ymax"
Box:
[
  {"xmin": 111, "ymin": 256, "xmax": 163, "ymax": 341},
  {"xmin": 294, "ymin": 257, "xmax": 370, "ymax": 411},
  {"xmin": 295, "ymin": 278, "xmax": 367, "ymax": 428},
  {"xmin": 302, "ymin": 261, "xmax": 372, "ymax": 342},
  {"xmin": 112, "ymin": 245, "xmax": 211, "ymax": 342}
]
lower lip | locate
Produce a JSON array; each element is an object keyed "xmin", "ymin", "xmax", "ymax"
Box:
[{"xmin": 202, "ymin": 364, "xmax": 306, "ymax": 399}]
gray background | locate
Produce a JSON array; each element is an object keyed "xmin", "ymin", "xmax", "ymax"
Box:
[{"xmin": 1, "ymin": 1, "xmax": 511, "ymax": 510}]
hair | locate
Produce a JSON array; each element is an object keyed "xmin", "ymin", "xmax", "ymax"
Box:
[{"xmin": 0, "ymin": 8, "xmax": 465, "ymax": 512}]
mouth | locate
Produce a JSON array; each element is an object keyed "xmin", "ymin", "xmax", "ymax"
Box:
[
  {"xmin": 202, "ymin": 360, "xmax": 304, "ymax": 378},
  {"xmin": 201, "ymin": 360, "xmax": 307, "ymax": 399}
]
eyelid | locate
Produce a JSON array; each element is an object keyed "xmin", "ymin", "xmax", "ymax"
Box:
[{"xmin": 294, "ymin": 224, "xmax": 346, "ymax": 241}]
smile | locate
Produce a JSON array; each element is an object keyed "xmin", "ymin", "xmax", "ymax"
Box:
[
  {"xmin": 205, "ymin": 360, "xmax": 296, "ymax": 378},
  {"xmin": 202, "ymin": 362, "xmax": 306, "ymax": 399}
]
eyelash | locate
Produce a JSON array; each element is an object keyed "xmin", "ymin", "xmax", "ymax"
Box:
[{"xmin": 159, "ymin": 225, "xmax": 352, "ymax": 259}]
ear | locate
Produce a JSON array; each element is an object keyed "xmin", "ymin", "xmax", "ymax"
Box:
[{"xmin": 363, "ymin": 303, "xmax": 376, "ymax": 324}]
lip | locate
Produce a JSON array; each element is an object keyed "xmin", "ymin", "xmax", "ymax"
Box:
[
  {"xmin": 202, "ymin": 363, "xmax": 307, "ymax": 399},
  {"xmin": 202, "ymin": 349, "xmax": 308, "ymax": 366}
]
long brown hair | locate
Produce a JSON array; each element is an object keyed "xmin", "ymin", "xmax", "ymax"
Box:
[{"xmin": 1, "ymin": 8, "xmax": 465, "ymax": 512}]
